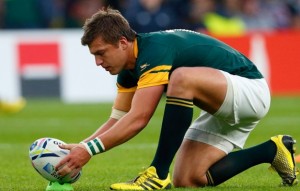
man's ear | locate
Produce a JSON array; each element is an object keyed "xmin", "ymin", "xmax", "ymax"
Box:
[{"xmin": 119, "ymin": 36, "xmax": 128, "ymax": 50}]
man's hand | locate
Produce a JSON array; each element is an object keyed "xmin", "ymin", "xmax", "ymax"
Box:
[{"xmin": 55, "ymin": 144, "xmax": 91, "ymax": 176}]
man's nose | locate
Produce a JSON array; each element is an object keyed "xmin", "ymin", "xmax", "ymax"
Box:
[{"xmin": 95, "ymin": 58, "xmax": 103, "ymax": 66}]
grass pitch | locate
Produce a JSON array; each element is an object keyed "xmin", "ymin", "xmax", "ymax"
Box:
[{"xmin": 0, "ymin": 96, "xmax": 299, "ymax": 191}]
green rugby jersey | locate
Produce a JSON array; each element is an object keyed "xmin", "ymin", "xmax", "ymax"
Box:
[{"xmin": 117, "ymin": 29, "xmax": 263, "ymax": 92}]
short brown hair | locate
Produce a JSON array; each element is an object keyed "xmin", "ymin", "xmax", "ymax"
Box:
[{"xmin": 81, "ymin": 7, "xmax": 136, "ymax": 46}]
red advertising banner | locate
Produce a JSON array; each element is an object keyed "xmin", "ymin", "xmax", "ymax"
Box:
[
  {"xmin": 265, "ymin": 32, "xmax": 300, "ymax": 94},
  {"xmin": 14, "ymin": 32, "xmax": 300, "ymax": 95},
  {"xmin": 219, "ymin": 32, "xmax": 300, "ymax": 95},
  {"xmin": 17, "ymin": 42, "xmax": 61, "ymax": 97},
  {"xmin": 18, "ymin": 42, "xmax": 60, "ymax": 78}
]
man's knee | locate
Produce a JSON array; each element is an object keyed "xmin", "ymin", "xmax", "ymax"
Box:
[
  {"xmin": 169, "ymin": 68, "xmax": 190, "ymax": 86},
  {"xmin": 173, "ymin": 171, "xmax": 207, "ymax": 188},
  {"xmin": 167, "ymin": 68, "xmax": 192, "ymax": 96}
]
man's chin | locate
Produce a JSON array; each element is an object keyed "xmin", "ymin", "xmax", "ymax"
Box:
[{"xmin": 109, "ymin": 71, "xmax": 118, "ymax": 75}]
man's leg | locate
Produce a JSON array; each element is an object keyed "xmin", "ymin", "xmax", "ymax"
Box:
[
  {"xmin": 110, "ymin": 67, "xmax": 228, "ymax": 190},
  {"xmin": 150, "ymin": 67, "xmax": 227, "ymax": 179},
  {"xmin": 173, "ymin": 140, "xmax": 227, "ymax": 187},
  {"xmin": 173, "ymin": 135, "xmax": 298, "ymax": 187},
  {"xmin": 208, "ymin": 135, "xmax": 298, "ymax": 186},
  {"xmin": 173, "ymin": 138, "xmax": 276, "ymax": 187},
  {"xmin": 150, "ymin": 96, "xmax": 194, "ymax": 179},
  {"xmin": 173, "ymin": 70, "xmax": 297, "ymax": 187}
]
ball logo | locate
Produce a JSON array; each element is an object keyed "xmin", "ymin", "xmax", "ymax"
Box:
[
  {"xmin": 43, "ymin": 163, "xmax": 55, "ymax": 174},
  {"xmin": 53, "ymin": 140, "xmax": 63, "ymax": 146},
  {"xmin": 43, "ymin": 163, "xmax": 63, "ymax": 180}
]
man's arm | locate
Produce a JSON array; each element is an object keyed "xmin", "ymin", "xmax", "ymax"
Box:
[
  {"xmin": 81, "ymin": 91, "xmax": 135, "ymax": 142},
  {"xmin": 99, "ymin": 85, "xmax": 164, "ymax": 150},
  {"xmin": 56, "ymin": 85, "xmax": 165, "ymax": 175}
]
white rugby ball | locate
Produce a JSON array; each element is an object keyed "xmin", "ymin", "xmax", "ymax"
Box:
[{"xmin": 29, "ymin": 137, "xmax": 81, "ymax": 183}]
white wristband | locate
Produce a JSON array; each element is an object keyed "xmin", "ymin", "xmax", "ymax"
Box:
[
  {"xmin": 80, "ymin": 137, "xmax": 105, "ymax": 156},
  {"xmin": 110, "ymin": 108, "xmax": 127, "ymax": 120}
]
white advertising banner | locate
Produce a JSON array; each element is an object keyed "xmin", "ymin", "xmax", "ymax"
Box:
[
  {"xmin": 0, "ymin": 30, "xmax": 117, "ymax": 103},
  {"xmin": 60, "ymin": 31, "xmax": 117, "ymax": 103},
  {"xmin": 3, "ymin": 30, "xmax": 295, "ymax": 102},
  {"xmin": 0, "ymin": 32, "xmax": 20, "ymax": 102}
]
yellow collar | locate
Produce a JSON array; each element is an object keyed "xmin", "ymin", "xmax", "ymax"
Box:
[{"xmin": 133, "ymin": 38, "xmax": 138, "ymax": 59}]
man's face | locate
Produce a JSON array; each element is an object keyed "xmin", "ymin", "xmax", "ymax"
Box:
[{"xmin": 89, "ymin": 36, "xmax": 129, "ymax": 75}]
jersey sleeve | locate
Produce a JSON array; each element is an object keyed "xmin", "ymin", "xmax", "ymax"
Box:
[
  {"xmin": 116, "ymin": 83, "xmax": 137, "ymax": 93},
  {"xmin": 137, "ymin": 65, "xmax": 171, "ymax": 89},
  {"xmin": 117, "ymin": 70, "xmax": 138, "ymax": 93}
]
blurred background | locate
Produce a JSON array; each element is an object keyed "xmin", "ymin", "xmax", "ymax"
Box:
[
  {"xmin": 0, "ymin": 0, "xmax": 300, "ymax": 110},
  {"xmin": 1, "ymin": 0, "xmax": 300, "ymax": 33},
  {"xmin": 1, "ymin": 2, "xmax": 300, "ymax": 189}
]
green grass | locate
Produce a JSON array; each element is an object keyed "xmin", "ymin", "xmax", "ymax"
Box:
[{"xmin": 0, "ymin": 96, "xmax": 300, "ymax": 191}]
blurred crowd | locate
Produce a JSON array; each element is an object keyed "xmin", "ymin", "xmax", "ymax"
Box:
[{"xmin": 0, "ymin": 0, "xmax": 300, "ymax": 36}]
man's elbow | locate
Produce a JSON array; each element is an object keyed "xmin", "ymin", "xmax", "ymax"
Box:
[{"xmin": 131, "ymin": 114, "xmax": 151, "ymax": 132}]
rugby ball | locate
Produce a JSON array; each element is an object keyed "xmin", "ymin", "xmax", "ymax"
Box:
[{"xmin": 29, "ymin": 137, "xmax": 81, "ymax": 183}]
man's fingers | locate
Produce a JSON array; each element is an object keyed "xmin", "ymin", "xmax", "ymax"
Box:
[
  {"xmin": 66, "ymin": 160, "xmax": 79, "ymax": 170},
  {"xmin": 56, "ymin": 163, "xmax": 81, "ymax": 177},
  {"xmin": 56, "ymin": 164, "xmax": 72, "ymax": 177},
  {"xmin": 55, "ymin": 144, "xmax": 88, "ymax": 176},
  {"xmin": 55, "ymin": 144, "xmax": 78, "ymax": 170},
  {"xmin": 70, "ymin": 168, "xmax": 81, "ymax": 178},
  {"xmin": 55, "ymin": 156, "xmax": 69, "ymax": 171},
  {"xmin": 59, "ymin": 144, "xmax": 77, "ymax": 150}
]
